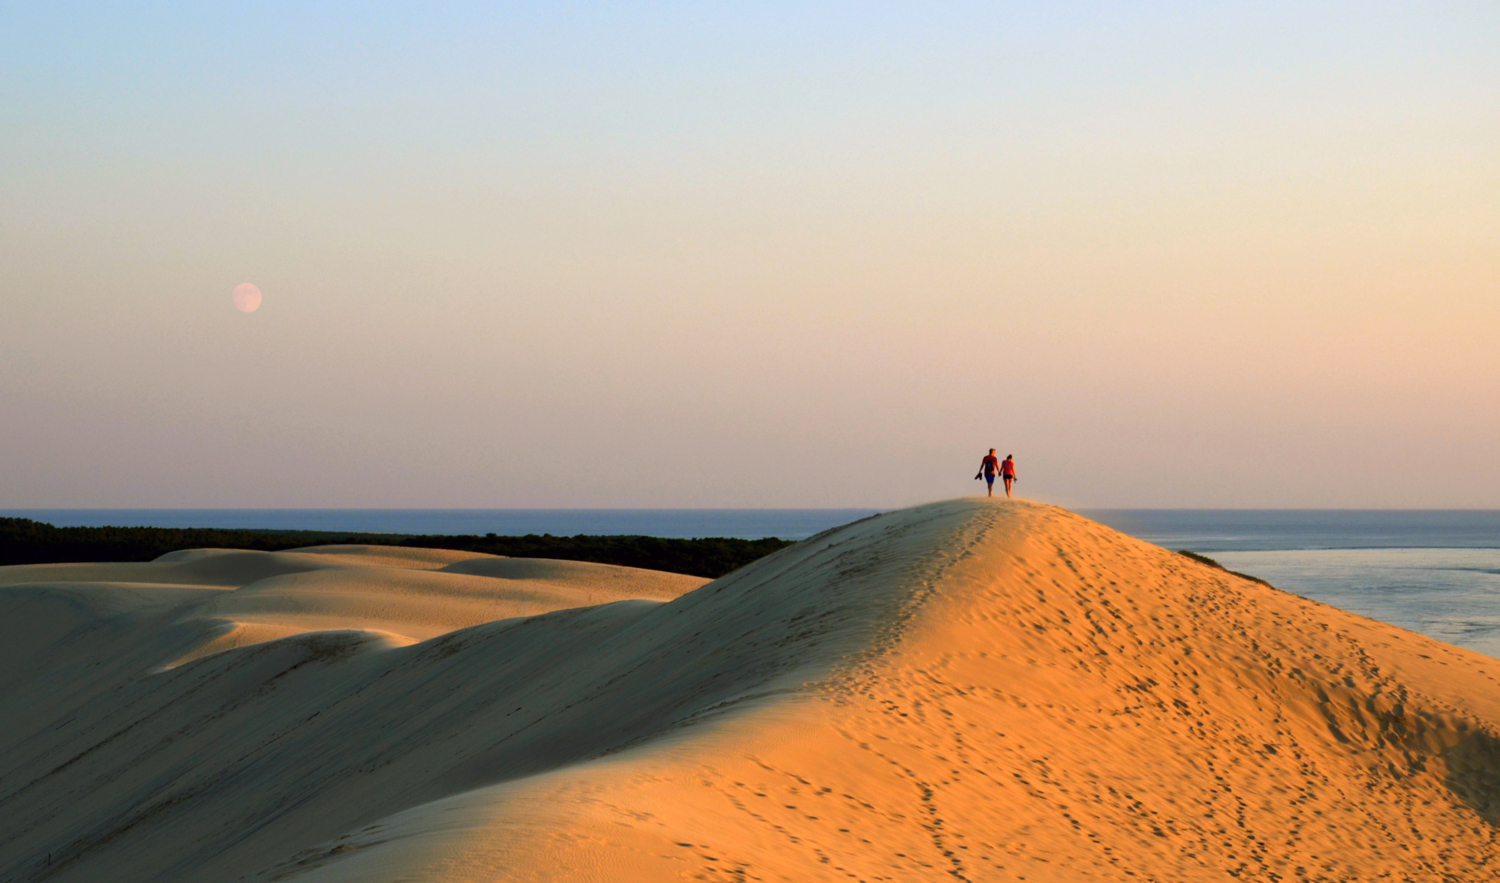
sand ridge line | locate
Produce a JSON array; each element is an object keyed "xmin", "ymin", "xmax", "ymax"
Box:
[{"xmin": 4, "ymin": 500, "xmax": 1500, "ymax": 882}]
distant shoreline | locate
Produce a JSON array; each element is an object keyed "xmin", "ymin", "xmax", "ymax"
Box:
[
  {"xmin": 0, "ymin": 508, "xmax": 881, "ymax": 541},
  {"xmin": 1081, "ymin": 508, "xmax": 1500, "ymax": 552},
  {"xmin": 0, "ymin": 517, "xmax": 795, "ymax": 579}
]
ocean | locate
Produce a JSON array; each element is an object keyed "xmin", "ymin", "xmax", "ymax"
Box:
[
  {"xmin": 1085, "ymin": 510, "xmax": 1500, "ymax": 659},
  {"xmin": 9, "ymin": 506, "xmax": 1500, "ymax": 659}
]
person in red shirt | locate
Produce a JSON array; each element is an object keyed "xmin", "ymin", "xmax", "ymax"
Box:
[
  {"xmin": 976, "ymin": 449, "xmax": 1001, "ymax": 497},
  {"xmin": 1000, "ymin": 454, "xmax": 1017, "ymax": 498}
]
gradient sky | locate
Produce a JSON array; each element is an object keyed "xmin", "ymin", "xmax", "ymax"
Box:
[{"xmin": 3, "ymin": 2, "xmax": 1497, "ymax": 509}]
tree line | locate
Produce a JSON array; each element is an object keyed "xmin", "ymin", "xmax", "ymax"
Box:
[{"xmin": 0, "ymin": 518, "xmax": 793, "ymax": 579}]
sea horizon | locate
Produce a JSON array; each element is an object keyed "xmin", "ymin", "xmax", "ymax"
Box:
[
  {"xmin": 20, "ymin": 505, "xmax": 1500, "ymax": 656},
  {"xmin": 6, "ymin": 506, "xmax": 1500, "ymax": 544},
  {"xmin": 0, "ymin": 508, "xmax": 885, "ymax": 541}
]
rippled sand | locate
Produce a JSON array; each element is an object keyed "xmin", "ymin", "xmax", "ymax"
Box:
[{"xmin": 3, "ymin": 499, "xmax": 1499, "ymax": 881}]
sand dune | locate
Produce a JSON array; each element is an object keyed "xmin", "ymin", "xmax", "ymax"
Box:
[{"xmin": 3, "ymin": 501, "xmax": 1500, "ymax": 881}]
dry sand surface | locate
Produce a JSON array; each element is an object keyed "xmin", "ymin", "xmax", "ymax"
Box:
[{"xmin": 3, "ymin": 500, "xmax": 1500, "ymax": 882}]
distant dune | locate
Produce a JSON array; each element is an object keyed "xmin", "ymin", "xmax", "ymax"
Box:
[{"xmin": 3, "ymin": 499, "xmax": 1499, "ymax": 881}]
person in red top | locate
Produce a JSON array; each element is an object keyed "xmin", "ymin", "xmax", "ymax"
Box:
[
  {"xmin": 1000, "ymin": 454, "xmax": 1017, "ymax": 498},
  {"xmin": 976, "ymin": 449, "xmax": 1001, "ymax": 497}
]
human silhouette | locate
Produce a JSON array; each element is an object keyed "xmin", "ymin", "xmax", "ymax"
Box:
[{"xmin": 976, "ymin": 449, "xmax": 1000, "ymax": 497}]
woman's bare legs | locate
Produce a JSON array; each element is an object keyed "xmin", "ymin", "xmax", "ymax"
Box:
[{"xmin": 1003, "ymin": 476, "xmax": 1013, "ymax": 498}]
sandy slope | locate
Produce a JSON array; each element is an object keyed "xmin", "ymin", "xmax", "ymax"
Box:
[{"xmin": 3, "ymin": 502, "xmax": 1500, "ymax": 882}]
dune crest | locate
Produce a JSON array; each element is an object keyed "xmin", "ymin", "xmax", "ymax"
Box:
[{"xmin": 3, "ymin": 500, "xmax": 1499, "ymax": 881}]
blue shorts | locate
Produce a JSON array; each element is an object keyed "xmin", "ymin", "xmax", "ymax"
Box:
[{"xmin": 984, "ymin": 473, "xmax": 995, "ymax": 485}]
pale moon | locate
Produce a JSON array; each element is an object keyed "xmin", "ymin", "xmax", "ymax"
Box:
[{"xmin": 232, "ymin": 283, "xmax": 263, "ymax": 313}]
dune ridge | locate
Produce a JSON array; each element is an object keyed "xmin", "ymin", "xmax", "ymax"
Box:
[{"xmin": 2, "ymin": 500, "xmax": 1499, "ymax": 881}]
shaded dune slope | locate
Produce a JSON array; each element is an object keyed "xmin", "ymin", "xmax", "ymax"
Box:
[{"xmin": 3, "ymin": 501, "xmax": 1500, "ymax": 881}]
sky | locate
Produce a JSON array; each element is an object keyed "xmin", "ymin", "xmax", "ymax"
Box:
[{"xmin": 2, "ymin": 2, "xmax": 1497, "ymax": 509}]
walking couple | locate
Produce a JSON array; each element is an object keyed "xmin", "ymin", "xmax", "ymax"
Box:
[{"xmin": 976, "ymin": 449, "xmax": 1016, "ymax": 498}]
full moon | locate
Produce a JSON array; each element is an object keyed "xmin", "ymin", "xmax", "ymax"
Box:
[{"xmin": 232, "ymin": 283, "xmax": 262, "ymax": 313}]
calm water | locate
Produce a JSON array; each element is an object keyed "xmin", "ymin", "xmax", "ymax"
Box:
[
  {"xmin": 1209, "ymin": 548, "xmax": 1500, "ymax": 659},
  {"xmin": 0, "ymin": 509, "xmax": 881, "ymax": 541},
  {"xmin": 10, "ymin": 506, "xmax": 1500, "ymax": 658},
  {"xmin": 1080, "ymin": 509, "xmax": 1500, "ymax": 552},
  {"xmin": 1087, "ymin": 510, "xmax": 1500, "ymax": 659}
]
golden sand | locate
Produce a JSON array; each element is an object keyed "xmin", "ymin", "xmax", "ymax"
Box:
[{"xmin": 2, "ymin": 500, "xmax": 1497, "ymax": 881}]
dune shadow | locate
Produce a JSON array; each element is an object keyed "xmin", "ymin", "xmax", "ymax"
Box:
[{"xmin": 1444, "ymin": 728, "xmax": 1500, "ymax": 825}]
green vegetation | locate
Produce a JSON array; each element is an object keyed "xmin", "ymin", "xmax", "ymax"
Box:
[
  {"xmin": 1177, "ymin": 550, "xmax": 1224, "ymax": 569},
  {"xmin": 0, "ymin": 519, "xmax": 385, "ymax": 566},
  {"xmin": 1177, "ymin": 549, "xmax": 1273, "ymax": 587},
  {"xmin": 0, "ymin": 518, "xmax": 795, "ymax": 579},
  {"xmin": 398, "ymin": 533, "xmax": 790, "ymax": 579}
]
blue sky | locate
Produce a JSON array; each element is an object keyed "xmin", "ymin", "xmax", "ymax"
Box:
[{"xmin": 3, "ymin": 2, "xmax": 1497, "ymax": 507}]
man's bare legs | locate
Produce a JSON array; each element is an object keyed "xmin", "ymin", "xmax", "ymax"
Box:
[{"xmin": 979, "ymin": 449, "xmax": 1000, "ymax": 498}]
